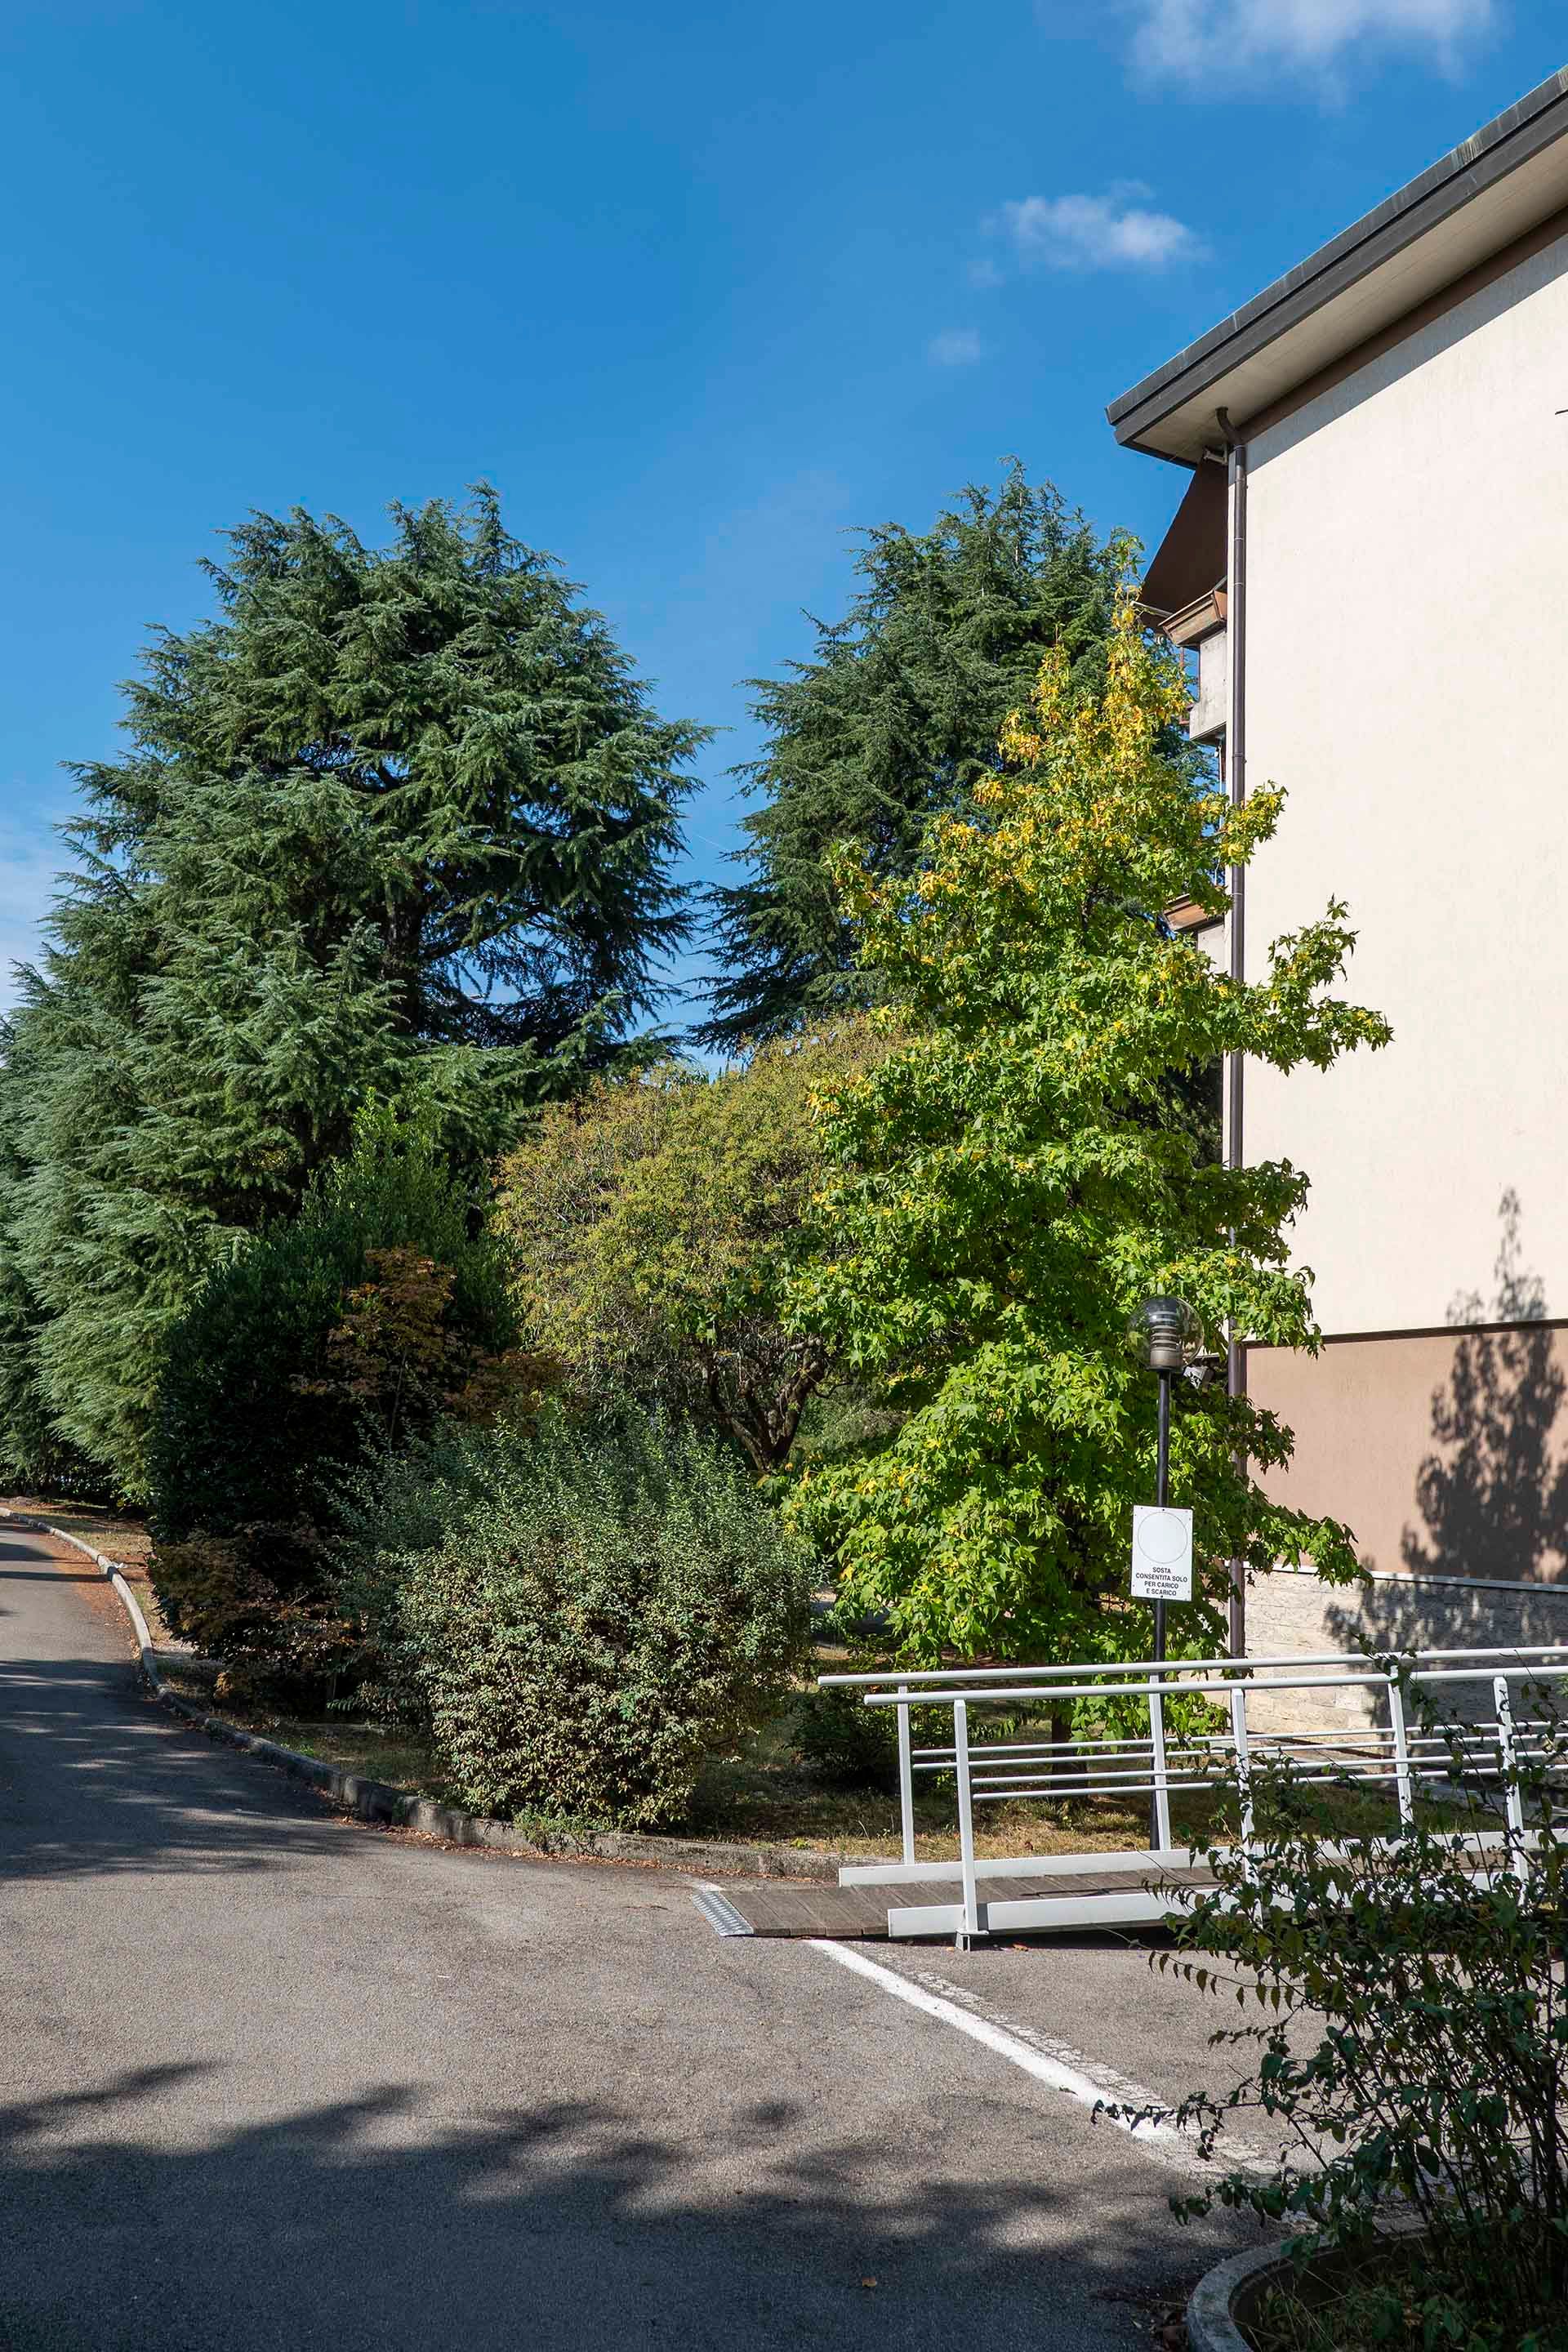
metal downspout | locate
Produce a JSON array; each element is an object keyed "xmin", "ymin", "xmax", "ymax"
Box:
[{"xmin": 1217, "ymin": 406, "xmax": 1247, "ymax": 1657}]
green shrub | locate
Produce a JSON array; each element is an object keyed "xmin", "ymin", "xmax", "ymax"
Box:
[
  {"xmin": 788, "ymin": 1686, "xmax": 899, "ymax": 1789},
  {"xmin": 151, "ymin": 1521, "xmax": 354, "ymax": 1707},
  {"xmin": 149, "ymin": 1109, "xmax": 523, "ymax": 1543},
  {"xmin": 334, "ymin": 1405, "xmax": 814, "ymax": 1828},
  {"xmin": 150, "ymin": 1223, "xmax": 366, "ymax": 1543},
  {"xmin": 1117, "ymin": 1697, "xmax": 1568, "ymax": 2352}
]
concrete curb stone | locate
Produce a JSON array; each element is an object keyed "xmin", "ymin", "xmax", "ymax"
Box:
[
  {"xmin": 1185, "ymin": 2239, "xmax": 1291, "ymax": 2352},
  {"xmin": 1187, "ymin": 2218, "xmax": 1428, "ymax": 2352},
  {"xmin": 1, "ymin": 1507, "xmax": 849, "ymax": 1884}
]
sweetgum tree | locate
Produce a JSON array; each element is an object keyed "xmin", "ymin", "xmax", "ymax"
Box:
[{"xmin": 786, "ymin": 588, "xmax": 1391, "ymax": 1664}]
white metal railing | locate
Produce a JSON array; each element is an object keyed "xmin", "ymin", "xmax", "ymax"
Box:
[{"xmin": 818, "ymin": 1646, "xmax": 1568, "ymax": 1941}]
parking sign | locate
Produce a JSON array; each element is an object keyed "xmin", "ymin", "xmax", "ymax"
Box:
[{"xmin": 1131, "ymin": 1506, "xmax": 1193, "ymax": 1603}]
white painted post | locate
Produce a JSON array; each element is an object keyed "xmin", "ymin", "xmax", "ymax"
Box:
[
  {"xmin": 953, "ymin": 1699, "xmax": 981, "ymax": 1944},
  {"xmin": 1149, "ymin": 1676, "xmax": 1173, "ymax": 1855},
  {"xmin": 897, "ymin": 1684, "xmax": 915, "ymax": 1867},
  {"xmin": 1387, "ymin": 1674, "xmax": 1414, "ymax": 1833},
  {"xmin": 1229, "ymin": 1682, "xmax": 1255, "ymax": 1852},
  {"xmin": 1494, "ymin": 1675, "xmax": 1529, "ymax": 1886}
]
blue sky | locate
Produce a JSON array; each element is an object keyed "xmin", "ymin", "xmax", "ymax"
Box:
[{"xmin": 0, "ymin": 0, "xmax": 1557, "ymax": 1024}]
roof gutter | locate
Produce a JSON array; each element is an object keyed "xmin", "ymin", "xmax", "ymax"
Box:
[{"xmin": 1107, "ymin": 64, "xmax": 1568, "ymax": 458}]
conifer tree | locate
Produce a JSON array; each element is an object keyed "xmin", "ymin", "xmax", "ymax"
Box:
[
  {"xmin": 697, "ymin": 464, "xmax": 1123, "ymax": 1051},
  {"xmin": 0, "ymin": 488, "xmax": 702, "ymax": 1494}
]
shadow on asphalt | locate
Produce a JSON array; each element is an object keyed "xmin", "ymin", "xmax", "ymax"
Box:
[
  {"xmin": 0, "ymin": 1655, "xmax": 344, "ymax": 1883},
  {"xmin": 0, "ymin": 1568, "xmax": 107, "ymax": 1582},
  {"xmin": 0, "ymin": 2066, "xmax": 1231, "ymax": 2352},
  {"xmin": 0, "ymin": 1555, "xmax": 1250, "ymax": 2350}
]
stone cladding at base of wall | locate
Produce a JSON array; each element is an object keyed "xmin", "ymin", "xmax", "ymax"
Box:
[{"xmin": 1245, "ymin": 1568, "xmax": 1568, "ymax": 1733}]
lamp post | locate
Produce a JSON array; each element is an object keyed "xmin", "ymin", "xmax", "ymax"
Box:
[
  {"xmin": 1130, "ymin": 1295, "xmax": 1201, "ymax": 1849},
  {"xmin": 1130, "ymin": 1295, "xmax": 1200, "ymax": 1648}
]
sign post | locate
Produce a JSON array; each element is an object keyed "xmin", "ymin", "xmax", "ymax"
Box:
[
  {"xmin": 1136, "ymin": 1361, "xmax": 1192, "ymax": 1847},
  {"xmin": 1127, "ymin": 1299, "xmax": 1202, "ymax": 1849},
  {"xmin": 1131, "ymin": 1504, "xmax": 1194, "ymax": 1611}
]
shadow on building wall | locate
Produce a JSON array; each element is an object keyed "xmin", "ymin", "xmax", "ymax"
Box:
[
  {"xmin": 1319, "ymin": 1193, "xmax": 1568, "ymax": 1694},
  {"xmin": 1401, "ymin": 1190, "xmax": 1567, "ymax": 1585}
]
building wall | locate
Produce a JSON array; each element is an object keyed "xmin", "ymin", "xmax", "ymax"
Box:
[
  {"xmin": 1241, "ymin": 231, "xmax": 1568, "ymax": 1341},
  {"xmin": 1244, "ymin": 1564, "xmax": 1568, "ymax": 1731},
  {"xmin": 1247, "ymin": 1325, "xmax": 1568, "ymax": 1581}
]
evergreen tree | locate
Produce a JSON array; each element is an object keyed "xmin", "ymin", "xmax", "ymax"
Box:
[
  {"xmin": 697, "ymin": 463, "xmax": 1123, "ymax": 1052},
  {"xmin": 0, "ymin": 488, "xmax": 702, "ymax": 1494},
  {"xmin": 0, "ymin": 1058, "xmax": 102, "ymax": 1497}
]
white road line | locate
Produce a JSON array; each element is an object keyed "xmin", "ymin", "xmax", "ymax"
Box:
[{"xmin": 809, "ymin": 1940, "xmax": 1266, "ymax": 2179}]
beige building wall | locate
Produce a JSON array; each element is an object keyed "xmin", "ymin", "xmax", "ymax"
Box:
[
  {"xmin": 1241, "ymin": 230, "xmax": 1568, "ymax": 1343},
  {"xmin": 1248, "ymin": 1325, "xmax": 1568, "ymax": 1581}
]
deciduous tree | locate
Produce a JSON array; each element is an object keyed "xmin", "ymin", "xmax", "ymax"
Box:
[
  {"xmin": 786, "ymin": 593, "xmax": 1391, "ymax": 1664},
  {"xmin": 500, "ymin": 1023, "xmax": 886, "ymax": 1474}
]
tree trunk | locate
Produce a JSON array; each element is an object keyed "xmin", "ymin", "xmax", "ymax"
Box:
[{"xmin": 1049, "ymin": 1707, "xmax": 1074, "ymax": 1793}]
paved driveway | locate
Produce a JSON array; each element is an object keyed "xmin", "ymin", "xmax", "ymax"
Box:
[{"xmin": 0, "ymin": 1525, "xmax": 1260, "ymax": 2351}]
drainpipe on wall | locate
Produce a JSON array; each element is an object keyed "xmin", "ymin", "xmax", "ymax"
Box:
[{"xmin": 1217, "ymin": 407, "xmax": 1248, "ymax": 1658}]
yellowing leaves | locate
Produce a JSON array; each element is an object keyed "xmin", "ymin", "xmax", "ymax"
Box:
[{"xmin": 784, "ymin": 578, "xmax": 1389, "ymax": 1665}]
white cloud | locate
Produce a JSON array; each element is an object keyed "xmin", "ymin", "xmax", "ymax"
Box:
[
  {"xmin": 995, "ymin": 187, "xmax": 1206, "ymax": 271},
  {"xmin": 1129, "ymin": 0, "xmax": 1495, "ymax": 85},
  {"xmin": 927, "ymin": 327, "xmax": 983, "ymax": 366}
]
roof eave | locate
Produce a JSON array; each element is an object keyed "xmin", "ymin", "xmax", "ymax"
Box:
[{"xmin": 1108, "ymin": 64, "xmax": 1568, "ymax": 464}]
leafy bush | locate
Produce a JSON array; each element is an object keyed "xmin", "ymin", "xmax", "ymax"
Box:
[
  {"xmin": 149, "ymin": 1110, "xmax": 528, "ymax": 1542},
  {"xmin": 150, "ymin": 1222, "xmax": 368, "ymax": 1544},
  {"xmin": 148, "ymin": 1111, "xmax": 546, "ymax": 1701},
  {"xmin": 788, "ymin": 1685, "xmax": 899, "ymax": 1790},
  {"xmin": 1122, "ymin": 1695, "xmax": 1568, "ymax": 2352},
  {"xmin": 152, "ymin": 1521, "xmax": 354, "ymax": 1707},
  {"xmin": 333, "ymin": 1405, "xmax": 814, "ymax": 1828}
]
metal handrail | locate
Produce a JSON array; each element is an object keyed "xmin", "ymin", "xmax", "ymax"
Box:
[
  {"xmin": 862, "ymin": 1663, "xmax": 1568, "ymax": 1708},
  {"xmin": 819, "ymin": 1642, "xmax": 1568, "ymax": 1689},
  {"xmin": 821, "ymin": 1646, "xmax": 1568, "ymax": 1942}
]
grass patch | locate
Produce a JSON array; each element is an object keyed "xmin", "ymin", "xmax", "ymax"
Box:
[{"xmin": 1246, "ymin": 2241, "xmax": 1432, "ymax": 2352}]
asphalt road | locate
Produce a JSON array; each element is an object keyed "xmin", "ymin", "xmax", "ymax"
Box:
[{"xmin": 0, "ymin": 1523, "xmax": 1262, "ymax": 2352}]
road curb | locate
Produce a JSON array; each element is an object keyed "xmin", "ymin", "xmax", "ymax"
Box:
[
  {"xmin": 2, "ymin": 1508, "xmax": 849, "ymax": 1883},
  {"xmin": 1187, "ymin": 2218, "xmax": 1427, "ymax": 2352},
  {"xmin": 1185, "ymin": 2239, "xmax": 1291, "ymax": 2352}
]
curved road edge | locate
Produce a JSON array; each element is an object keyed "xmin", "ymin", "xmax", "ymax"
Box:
[{"xmin": 0, "ymin": 1505, "xmax": 845, "ymax": 1886}]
